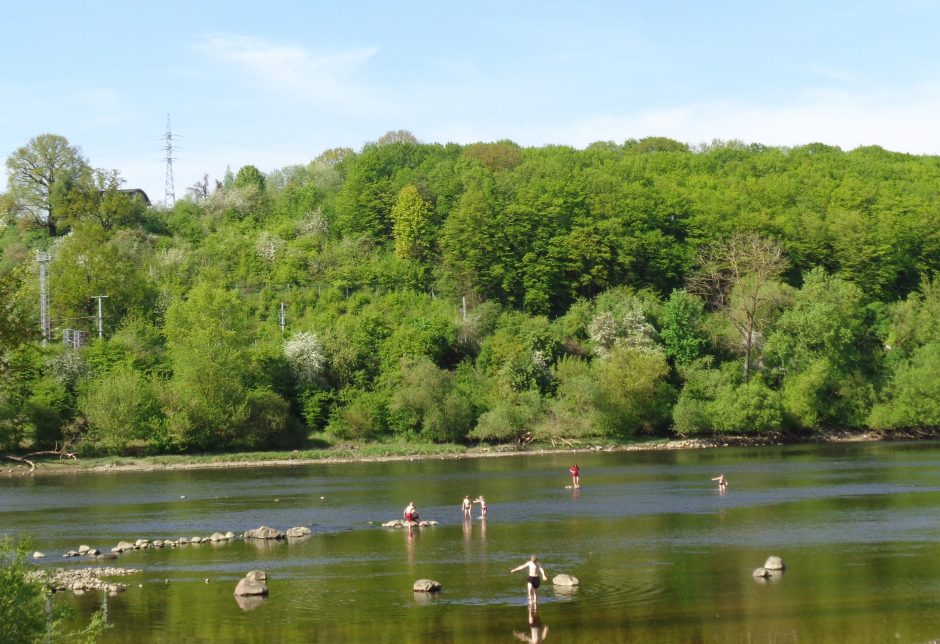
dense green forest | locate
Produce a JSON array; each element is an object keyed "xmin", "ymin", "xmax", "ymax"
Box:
[{"xmin": 3, "ymin": 131, "xmax": 940, "ymax": 456}]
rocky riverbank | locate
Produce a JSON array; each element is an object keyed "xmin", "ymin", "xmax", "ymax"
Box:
[{"xmin": 27, "ymin": 566, "xmax": 140, "ymax": 595}]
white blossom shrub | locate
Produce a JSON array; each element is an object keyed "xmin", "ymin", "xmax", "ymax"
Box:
[{"xmin": 283, "ymin": 331, "xmax": 326, "ymax": 383}]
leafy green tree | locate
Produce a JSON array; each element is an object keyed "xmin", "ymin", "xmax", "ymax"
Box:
[
  {"xmin": 477, "ymin": 312, "xmax": 557, "ymax": 394},
  {"xmin": 163, "ymin": 284, "xmax": 253, "ymax": 451},
  {"xmin": 234, "ymin": 165, "xmax": 266, "ymax": 191},
  {"xmin": 659, "ymin": 289, "xmax": 708, "ymax": 365},
  {"xmin": 870, "ymin": 342, "xmax": 940, "ymax": 428},
  {"xmin": 59, "ymin": 168, "xmax": 147, "ymax": 231},
  {"xmin": 391, "ymin": 185, "xmax": 433, "ymax": 260},
  {"xmin": 5, "ymin": 133, "xmax": 89, "ymax": 236},
  {"xmin": 0, "ymin": 265, "xmax": 32, "ymax": 374},
  {"xmin": 387, "ymin": 356, "xmax": 473, "ymax": 442},
  {"xmin": 377, "ymin": 130, "xmax": 419, "ymax": 146},
  {"xmin": 592, "ymin": 346, "xmax": 673, "ymax": 436},
  {"xmin": 80, "ymin": 365, "xmax": 162, "ymax": 454},
  {"xmin": 326, "ymin": 387, "xmax": 388, "ymax": 439},
  {"xmin": 468, "ymin": 389, "xmax": 542, "ymax": 442},
  {"xmin": 49, "ymin": 226, "xmax": 158, "ymax": 337},
  {"xmin": 535, "ymin": 356, "xmax": 600, "ymax": 439},
  {"xmin": 673, "ymin": 360, "xmax": 783, "ymax": 434},
  {"xmin": 709, "ymin": 379, "xmax": 784, "ymax": 433},
  {"xmin": 764, "ymin": 267, "xmax": 874, "ymax": 428},
  {"xmin": 241, "ymin": 388, "xmax": 303, "ymax": 449}
]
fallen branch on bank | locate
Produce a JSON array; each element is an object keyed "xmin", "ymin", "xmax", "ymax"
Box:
[
  {"xmin": 2, "ymin": 454, "xmax": 35, "ymax": 473},
  {"xmin": 2, "ymin": 443, "xmax": 77, "ymax": 474}
]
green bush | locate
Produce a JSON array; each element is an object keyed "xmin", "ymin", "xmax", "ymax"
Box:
[{"xmin": 0, "ymin": 538, "xmax": 48, "ymax": 643}]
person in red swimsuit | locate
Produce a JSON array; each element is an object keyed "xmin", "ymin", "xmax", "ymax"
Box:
[{"xmin": 569, "ymin": 464, "xmax": 580, "ymax": 488}]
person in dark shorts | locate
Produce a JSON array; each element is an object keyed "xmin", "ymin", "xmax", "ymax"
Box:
[
  {"xmin": 511, "ymin": 555, "xmax": 548, "ymax": 606},
  {"xmin": 711, "ymin": 474, "xmax": 727, "ymax": 490}
]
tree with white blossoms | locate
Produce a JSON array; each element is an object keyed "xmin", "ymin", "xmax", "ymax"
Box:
[
  {"xmin": 256, "ymin": 232, "xmax": 285, "ymax": 262},
  {"xmin": 588, "ymin": 292, "xmax": 657, "ymax": 358},
  {"xmin": 283, "ymin": 331, "xmax": 326, "ymax": 383}
]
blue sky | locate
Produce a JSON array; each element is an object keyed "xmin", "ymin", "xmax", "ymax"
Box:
[{"xmin": 3, "ymin": 1, "xmax": 939, "ymax": 204}]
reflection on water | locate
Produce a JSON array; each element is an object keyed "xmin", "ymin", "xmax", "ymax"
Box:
[
  {"xmin": 7, "ymin": 441, "xmax": 940, "ymax": 641},
  {"xmin": 514, "ymin": 605, "xmax": 549, "ymax": 643}
]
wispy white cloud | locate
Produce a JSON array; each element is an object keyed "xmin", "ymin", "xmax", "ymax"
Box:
[{"xmin": 193, "ymin": 34, "xmax": 381, "ymax": 112}]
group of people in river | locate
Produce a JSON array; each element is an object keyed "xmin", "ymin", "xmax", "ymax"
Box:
[
  {"xmin": 406, "ymin": 463, "xmax": 728, "ymax": 613},
  {"xmin": 461, "ymin": 495, "xmax": 488, "ymax": 519}
]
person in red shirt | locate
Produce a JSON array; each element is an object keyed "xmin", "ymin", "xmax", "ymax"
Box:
[{"xmin": 569, "ymin": 464, "xmax": 580, "ymax": 488}]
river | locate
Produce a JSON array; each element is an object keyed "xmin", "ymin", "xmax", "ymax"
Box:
[{"xmin": 4, "ymin": 441, "xmax": 940, "ymax": 642}]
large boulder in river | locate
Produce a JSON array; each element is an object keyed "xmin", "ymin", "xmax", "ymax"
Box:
[
  {"xmin": 234, "ymin": 570, "xmax": 269, "ymax": 596},
  {"xmin": 413, "ymin": 579, "xmax": 442, "ymax": 593},
  {"xmin": 763, "ymin": 556, "xmax": 785, "ymax": 571},
  {"xmin": 286, "ymin": 526, "xmax": 312, "ymax": 538},
  {"xmin": 552, "ymin": 574, "xmax": 579, "ymax": 586},
  {"xmin": 243, "ymin": 526, "xmax": 285, "ymax": 540}
]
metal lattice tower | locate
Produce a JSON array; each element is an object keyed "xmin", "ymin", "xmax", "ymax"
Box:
[
  {"xmin": 36, "ymin": 251, "xmax": 51, "ymax": 344},
  {"xmin": 164, "ymin": 113, "xmax": 176, "ymax": 206}
]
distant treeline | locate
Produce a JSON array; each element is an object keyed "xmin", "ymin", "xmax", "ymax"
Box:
[{"xmin": 2, "ymin": 132, "xmax": 940, "ymax": 455}]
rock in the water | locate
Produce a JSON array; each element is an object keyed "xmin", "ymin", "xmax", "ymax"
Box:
[
  {"xmin": 752, "ymin": 567, "xmax": 771, "ymax": 578},
  {"xmin": 763, "ymin": 556, "xmax": 785, "ymax": 571},
  {"xmin": 32, "ymin": 552, "xmax": 45, "ymax": 559},
  {"xmin": 382, "ymin": 520, "xmax": 402, "ymax": 528},
  {"xmin": 286, "ymin": 526, "xmax": 312, "ymax": 538},
  {"xmin": 78, "ymin": 545, "xmax": 91, "ymax": 555},
  {"xmin": 413, "ymin": 579, "xmax": 442, "ymax": 592},
  {"xmin": 234, "ymin": 570, "xmax": 269, "ymax": 596},
  {"xmin": 210, "ymin": 532, "xmax": 227, "ymax": 542},
  {"xmin": 243, "ymin": 526, "xmax": 285, "ymax": 540},
  {"xmin": 552, "ymin": 574, "xmax": 580, "ymax": 586}
]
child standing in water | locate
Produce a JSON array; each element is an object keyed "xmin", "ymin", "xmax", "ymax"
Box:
[
  {"xmin": 511, "ymin": 555, "xmax": 548, "ymax": 606},
  {"xmin": 461, "ymin": 495, "xmax": 472, "ymax": 518},
  {"xmin": 569, "ymin": 463, "xmax": 580, "ymax": 488},
  {"xmin": 474, "ymin": 495, "xmax": 488, "ymax": 518}
]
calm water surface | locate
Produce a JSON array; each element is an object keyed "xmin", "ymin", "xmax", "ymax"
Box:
[{"xmin": 4, "ymin": 442, "xmax": 940, "ymax": 643}]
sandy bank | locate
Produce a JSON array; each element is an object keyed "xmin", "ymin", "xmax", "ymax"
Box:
[{"xmin": 4, "ymin": 428, "xmax": 938, "ymax": 477}]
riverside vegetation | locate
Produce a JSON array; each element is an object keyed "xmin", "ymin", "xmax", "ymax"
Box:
[{"xmin": 3, "ymin": 132, "xmax": 940, "ymax": 461}]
